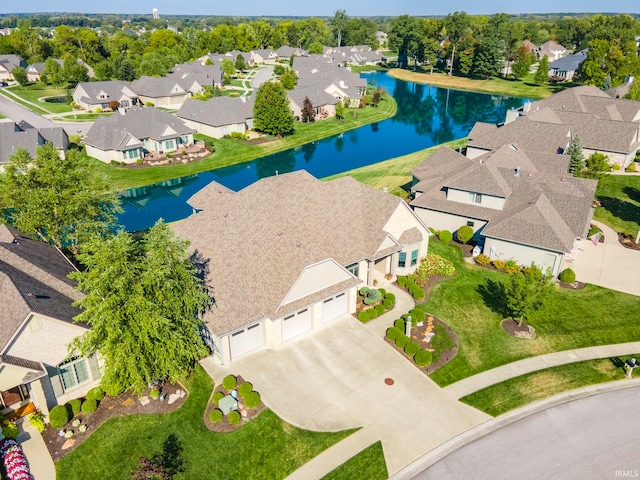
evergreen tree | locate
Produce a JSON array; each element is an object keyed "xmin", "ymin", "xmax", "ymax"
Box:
[
  {"xmin": 471, "ymin": 38, "xmax": 502, "ymax": 79},
  {"xmin": 253, "ymin": 81, "xmax": 295, "ymax": 136},
  {"xmin": 335, "ymin": 101, "xmax": 345, "ymax": 122},
  {"xmin": 235, "ymin": 54, "xmax": 248, "ymax": 72},
  {"xmin": 114, "ymin": 54, "xmax": 137, "ymax": 81},
  {"xmin": 279, "ymin": 69, "xmax": 297, "ymax": 90},
  {"xmin": 301, "ymin": 96, "xmax": 315, "ymax": 123},
  {"xmin": 534, "ymin": 55, "xmax": 549, "ymax": 85},
  {"xmin": 566, "ymin": 136, "xmax": 586, "ymax": 176}
]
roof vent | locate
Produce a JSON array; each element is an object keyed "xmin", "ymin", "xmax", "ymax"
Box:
[{"xmin": 515, "ymin": 167, "xmax": 520, "ymax": 177}]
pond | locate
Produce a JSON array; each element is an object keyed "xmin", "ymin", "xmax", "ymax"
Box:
[
  {"xmin": 119, "ymin": 72, "xmax": 530, "ymax": 231},
  {"xmin": 42, "ymin": 95, "xmax": 67, "ymax": 103}
]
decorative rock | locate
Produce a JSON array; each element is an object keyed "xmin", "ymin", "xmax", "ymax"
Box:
[
  {"xmin": 122, "ymin": 398, "xmax": 135, "ymax": 407},
  {"xmin": 139, "ymin": 396, "xmax": 150, "ymax": 406},
  {"xmin": 167, "ymin": 393, "xmax": 179, "ymax": 405},
  {"xmin": 61, "ymin": 439, "xmax": 76, "ymax": 450},
  {"xmin": 177, "ymin": 389, "xmax": 185, "ymax": 398}
]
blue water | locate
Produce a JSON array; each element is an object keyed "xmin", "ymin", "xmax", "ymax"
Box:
[{"xmin": 119, "ymin": 72, "xmax": 529, "ymax": 231}]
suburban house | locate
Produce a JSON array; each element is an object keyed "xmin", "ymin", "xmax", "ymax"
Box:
[
  {"xmin": 83, "ymin": 107, "xmax": 195, "ymax": 163},
  {"xmin": 171, "ymin": 62, "xmax": 224, "ymax": 88},
  {"xmin": 410, "ymin": 145, "xmax": 598, "ymax": 277},
  {"xmin": 0, "ymin": 121, "xmax": 69, "ymax": 167},
  {"xmin": 177, "ymin": 96, "xmax": 255, "ymax": 138},
  {"xmin": 0, "ymin": 224, "xmax": 101, "ymax": 417},
  {"xmin": 129, "ymin": 76, "xmax": 191, "ymax": 108},
  {"xmin": 536, "ymin": 40, "xmax": 569, "ymax": 61},
  {"xmin": 275, "ymin": 46, "xmax": 307, "ymax": 60},
  {"xmin": 199, "ymin": 51, "xmax": 253, "ymax": 68},
  {"xmin": 294, "ymin": 59, "xmax": 368, "ymax": 106},
  {"xmin": 548, "ymin": 49, "xmax": 588, "ymax": 81},
  {"xmin": 0, "ymin": 54, "xmax": 26, "ymax": 81},
  {"xmin": 72, "ymin": 80, "xmax": 138, "ymax": 111},
  {"xmin": 250, "ymin": 49, "xmax": 278, "ymax": 64},
  {"xmin": 288, "ymin": 86, "xmax": 338, "ymax": 120},
  {"xmin": 26, "ymin": 59, "xmax": 94, "ymax": 82},
  {"xmin": 172, "ymin": 170, "xmax": 430, "ymax": 363}
]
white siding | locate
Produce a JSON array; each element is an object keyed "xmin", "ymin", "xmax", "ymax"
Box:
[
  {"xmin": 413, "ymin": 208, "xmax": 488, "ymax": 236},
  {"xmin": 181, "ymin": 118, "xmax": 246, "ymax": 139},
  {"xmin": 447, "ymin": 188, "xmax": 505, "ymax": 210},
  {"xmin": 466, "ymin": 146, "xmax": 492, "ymax": 159},
  {"xmin": 483, "ymin": 237, "xmax": 564, "ymax": 277}
]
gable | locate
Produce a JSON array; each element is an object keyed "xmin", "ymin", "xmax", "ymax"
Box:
[
  {"xmin": 279, "ymin": 259, "xmax": 354, "ymax": 308},
  {"xmin": 376, "ymin": 234, "xmax": 398, "ymax": 255},
  {"xmin": 161, "ymin": 125, "xmax": 178, "ymax": 137}
]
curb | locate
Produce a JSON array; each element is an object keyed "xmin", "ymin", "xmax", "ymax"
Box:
[{"xmin": 391, "ymin": 378, "xmax": 640, "ymax": 479}]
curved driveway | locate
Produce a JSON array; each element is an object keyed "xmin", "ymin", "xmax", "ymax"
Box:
[{"xmin": 416, "ymin": 385, "xmax": 640, "ymax": 480}]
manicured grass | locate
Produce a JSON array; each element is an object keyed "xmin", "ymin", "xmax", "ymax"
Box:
[
  {"xmin": 424, "ymin": 241, "xmax": 640, "ymax": 387},
  {"xmin": 324, "ymin": 138, "xmax": 466, "ymax": 197},
  {"xmin": 460, "ymin": 356, "xmax": 636, "ymax": 416},
  {"xmin": 1, "ymin": 83, "xmax": 73, "ymax": 113},
  {"xmin": 52, "ymin": 113, "xmax": 113, "ymax": 122},
  {"xmin": 351, "ymin": 65, "xmax": 388, "ymax": 73},
  {"xmin": 594, "ymin": 174, "xmax": 640, "ymax": 236},
  {"xmin": 322, "ymin": 441, "xmax": 387, "ymax": 480},
  {"xmin": 90, "ymin": 95, "xmax": 397, "ymax": 190},
  {"xmin": 56, "ymin": 366, "xmax": 355, "ymax": 480},
  {"xmin": 386, "ymin": 68, "xmax": 577, "ymax": 100}
]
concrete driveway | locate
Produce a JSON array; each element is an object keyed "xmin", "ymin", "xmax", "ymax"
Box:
[{"xmin": 232, "ymin": 315, "xmax": 490, "ymax": 475}]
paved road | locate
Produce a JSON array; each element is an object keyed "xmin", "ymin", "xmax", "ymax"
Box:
[
  {"xmin": 250, "ymin": 66, "xmax": 274, "ymax": 90},
  {"xmin": 416, "ymin": 386, "xmax": 640, "ymax": 480}
]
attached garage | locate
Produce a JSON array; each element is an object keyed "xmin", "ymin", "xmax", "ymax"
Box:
[
  {"xmin": 282, "ymin": 308, "xmax": 312, "ymax": 342},
  {"xmin": 229, "ymin": 322, "xmax": 264, "ymax": 359},
  {"xmin": 321, "ymin": 293, "xmax": 348, "ymax": 323}
]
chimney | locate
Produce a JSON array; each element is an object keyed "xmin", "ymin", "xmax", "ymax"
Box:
[{"xmin": 515, "ymin": 167, "xmax": 520, "ymax": 177}]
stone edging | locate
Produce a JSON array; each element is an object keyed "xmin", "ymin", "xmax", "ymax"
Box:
[{"xmin": 391, "ymin": 378, "xmax": 640, "ymax": 479}]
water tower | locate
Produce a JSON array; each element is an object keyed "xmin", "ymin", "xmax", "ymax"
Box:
[{"xmin": 152, "ymin": 8, "xmax": 159, "ymax": 19}]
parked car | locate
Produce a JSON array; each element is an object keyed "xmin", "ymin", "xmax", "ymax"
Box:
[{"xmin": 0, "ymin": 81, "xmax": 8, "ymax": 87}]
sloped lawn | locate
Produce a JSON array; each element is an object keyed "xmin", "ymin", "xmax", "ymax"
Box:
[
  {"xmin": 56, "ymin": 366, "xmax": 355, "ymax": 479},
  {"xmin": 425, "ymin": 241, "xmax": 640, "ymax": 387},
  {"xmin": 322, "ymin": 441, "xmax": 387, "ymax": 480}
]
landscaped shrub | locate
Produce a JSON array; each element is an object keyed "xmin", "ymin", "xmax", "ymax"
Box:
[
  {"xmin": 397, "ymin": 276, "xmax": 407, "ymax": 287},
  {"xmin": 626, "ymin": 163, "xmax": 637, "ymax": 172},
  {"xmin": 375, "ymin": 304, "xmax": 386, "ymax": 315},
  {"xmin": 209, "ymin": 409, "xmax": 223, "ymax": 424},
  {"xmin": 358, "ymin": 310, "xmax": 369, "ymax": 322},
  {"xmin": 212, "ymin": 391, "xmax": 225, "ymax": 405},
  {"xmin": 492, "ymin": 260, "xmax": 506, "ymax": 271},
  {"xmin": 612, "ymin": 164, "xmax": 621, "ymax": 171},
  {"xmin": 81, "ymin": 399, "xmax": 98, "ymax": 414},
  {"xmin": 238, "ymin": 382, "xmax": 253, "ymax": 397},
  {"xmin": 409, "ymin": 308, "xmax": 426, "ymax": 324},
  {"xmin": 228, "ymin": 411, "xmax": 241, "ymax": 425},
  {"xmin": 559, "ymin": 268, "xmax": 576, "ymax": 284},
  {"xmin": 150, "ymin": 388, "xmax": 160, "ymax": 399},
  {"xmin": 222, "ymin": 375, "xmax": 237, "ymax": 390},
  {"xmin": 384, "ymin": 293, "xmax": 395, "ymax": 304},
  {"xmin": 456, "ymin": 225, "xmax": 474, "ymax": 244},
  {"xmin": 395, "ymin": 334, "xmax": 410, "ymax": 349},
  {"xmin": 410, "ymin": 285, "xmax": 426, "ymax": 300},
  {"xmin": 103, "ymin": 383, "xmax": 124, "ymax": 397},
  {"xmin": 588, "ymin": 226, "xmax": 602, "ymax": 237},
  {"xmin": 359, "ymin": 286, "xmax": 370, "ymax": 296},
  {"xmin": 438, "ymin": 230, "xmax": 453, "ymax": 243},
  {"xmin": 378, "ymin": 288, "xmax": 387, "ymax": 297},
  {"xmin": 244, "ymin": 391, "xmax": 261, "ymax": 409},
  {"xmin": 363, "ymin": 288, "xmax": 382, "ymax": 305},
  {"xmin": 1, "ymin": 421, "xmax": 19, "ymax": 439},
  {"xmin": 86, "ymin": 387, "xmax": 104, "ymax": 402},
  {"xmin": 49, "ymin": 405, "xmax": 70, "ymax": 429},
  {"xmin": 504, "ymin": 260, "xmax": 521, "ymax": 275},
  {"xmin": 386, "ymin": 326, "xmax": 401, "ymax": 340},
  {"xmin": 474, "ymin": 254, "xmax": 490, "ymax": 266},
  {"xmin": 393, "ymin": 319, "xmax": 405, "ymax": 329},
  {"xmin": 414, "ymin": 349, "xmax": 433, "ymax": 367},
  {"xmin": 66, "ymin": 399, "xmax": 82, "ymax": 416},
  {"xmin": 411, "ymin": 254, "xmax": 455, "ymax": 285},
  {"xmin": 274, "ymin": 64, "xmax": 286, "ymax": 75},
  {"xmin": 404, "ymin": 341, "xmax": 420, "ymax": 357},
  {"xmin": 383, "ymin": 299, "xmax": 394, "ymax": 310},
  {"xmin": 29, "ymin": 412, "xmax": 45, "ymax": 433}
]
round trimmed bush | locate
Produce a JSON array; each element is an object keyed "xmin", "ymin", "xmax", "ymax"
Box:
[
  {"xmin": 81, "ymin": 399, "xmax": 98, "ymax": 414},
  {"xmin": 395, "ymin": 334, "xmax": 410, "ymax": 349},
  {"xmin": 212, "ymin": 391, "xmax": 225, "ymax": 405},
  {"xmin": 366, "ymin": 309, "xmax": 379, "ymax": 321},
  {"xmin": 559, "ymin": 268, "xmax": 576, "ymax": 284},
  {"xmin": 66, "ymin": 399, "xmax": 82, "ymax": 416},
  {"xmin": 228, "ymin": 411, "xmax": 241, "ymax": 425},
  {"xmin": 209, "ymin": 409, "xmax": 223, "ymax": 424},
  {"xmin": 49, "ymin": 405, "xmax": 70, "ymax": 429},
  {"xmin": 438, "ymin": 230, "xmax": 453, "ymax": 243},
  {"xmin": 404, "ymin": 341, "xmax": 420, "ymax": 357},
  {"xmin": 383, "ymin": 299, "xmax": 394, "ymax": 310},
  {"xmin": 393, "ymin": 319, "xmax": 404, "ymax": 330},
  {"xmin": 363, "ymin": 289, "xmax": 382, "ymax": 305},
  {"xmin": 378, "ymin": 288, "xmax": 387, "ymax": 297},
  {"xmin": 86, "ymin": 387, "xmax": 105, "ymax": 402},
  {"xmin": 474, "ymin": 254, "xmax": 490, "ymax": 266},
  {"xmin": 384, "ymin": 293, "xmax": 395, "ymax": 303},
  {"xmin": 386, "ymin": 326, "xmax": 401, "ymax": 340},
  {"xmin": 409, "ymin": 308, "xmax": 426, "ymax": 324},
  {"xmin": 456, "ymin": 225, "xmax": 474, "ymax": 244},
  {"xmin": 222, "ymin": 375, "xmax": 237, "ymax": 390},
  {"xmin": 411, "ymin": 286, "xmax": 426, "ymax": 300},
  {"xmin": 414, "ymin": 350, "xmax": 433, "ymax": 367},
  {"xmin": 244, "ymin": 391, "xmax": 261, "ymax": 409},
  {"xmin": 238, "ymin": 382, "xmax": 253, "ymax": 397},
  {"xmin": 375, "ymin": 304, "xmax": 386, "ymax": 315},
  {"xmin": 397, "ymin": 276, "xmax": 407, "ymax": 287},
  {"xmin": 358, "ymin": 310, "xmax": 369, "ymax": 322}
]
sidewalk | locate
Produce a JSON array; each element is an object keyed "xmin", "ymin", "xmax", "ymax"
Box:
[
  {"xmin": 17, "ymin": 419, "xmax": 56, "ymax": 480},
  {"xmin": 364, "ymin": 283, "xmax": 415, "ymax": 338},
  {"xmin": 444, "ymin": 341, "xmax": 640, "ymax": 399}
]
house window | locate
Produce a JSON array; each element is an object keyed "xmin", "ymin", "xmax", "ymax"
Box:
[
  {"xmin": 221, "ymin": 126, "xmax": 229, "ymax": 135},
  {"xmin": 398, "ymin": 252, "xmax": 406, "ymax": 268},
  {"xmin": 411, "ymin": 249, "xmax": 418, "ymax": 267},
  {"xmin": 469, "ymin": 192, "xmax": 483, "ymax": 204},
  {"xmin": 347, "ymin": 263, "xmax": 359, "ymax": 278},
  {"xmin": 467, "ymin": 221, "xmax": 475, "ymax": 227},
  {"xmin": 101, "ymin": 103, "xmax": 109, "ymax": 110},
  {"xmin": 58, "ymin": 358, "xmax": 90, "ymax": 390},
  {"xmin": 121, "ymin": 100, "xmax": 130, "ymax": 108},
  {"xmin": 165, "ymin": 140, "xmax": 175, "ymax": 150},
  {"xmin": 0, "ymin": 385, "xmax": 30, "ymax": 409}
]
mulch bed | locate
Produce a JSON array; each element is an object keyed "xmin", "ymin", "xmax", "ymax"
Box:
[
  {"xmin": 619, "ymin": 234, "xmax": 640, "ymax": 250},
  {"xmin": 42, "ymin": 383, "xmax": 187, "ymax": 461},
  {"xmin": 557, "ymin": 280, "xmax": 586, "ymax": 290},
  {"xmin": 203, "ymin": 376, "xmax": 265, "ymax": 433},
  {"xmin": 501, "ymin": 318, "xmax": 536, "ymax": 339}
]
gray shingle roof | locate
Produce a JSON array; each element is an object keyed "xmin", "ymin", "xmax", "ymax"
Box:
[
  {"xmin": 177, "ymin": 96, "xmax": 254, "ymax": 127},
  {"xmin": 0, "ymin": 122, "xmax": 68, "ymax": 165},
  {"xmin": 130, "ymin": 76, "xmax": 187, "ymax": 98},
  {"xmin": 288, "ymin": 86, "xmax": 338, "ymax": 109},
  {"xmin": 73, "ymin": 80, "xmax": 132, "ymax": 106},
  {"xmin": 548, "ymin": 51, "xmax": 587, "ymax": 73}
]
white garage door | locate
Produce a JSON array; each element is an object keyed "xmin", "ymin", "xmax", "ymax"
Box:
[
  {"xmin": 282, "ymin": 308, "xmax": 312, "ymax": 342},
  {"xmin": 229, "ymin": 322, "xmax": 264, "ymax": 359},
  {"xmin": 321, "ymin": 293, "xmax": 348, "ymax": 323}
]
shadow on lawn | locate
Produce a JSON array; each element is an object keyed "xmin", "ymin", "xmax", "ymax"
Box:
[
  {"xmin": 476, "ymin": 279, "xmax": 509, "ymax": 318},
  {"xmin": 598, "ymin": 195, "xmax": 640, "ymax": 233}
]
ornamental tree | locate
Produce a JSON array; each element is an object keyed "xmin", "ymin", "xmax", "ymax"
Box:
[
  {"xmin": 69, "ymin": 220, "xmax": 212, "ymax": 395},
  {"xmin": 301, "ymin": 96, "xmax": 315, "ymax": 123},
  {"xmin": 566, "ymin": 136, "xmax": 586, "ymax": 176},
  {"xmin": 253, "ymin": 81, "xmax": 295, "ymax": 136},
  {"xmin": 503, "ymin": 264, "xmax": 554, "ymax": 326}
]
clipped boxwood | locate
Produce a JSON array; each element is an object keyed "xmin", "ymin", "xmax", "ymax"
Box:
[
  {"xmin": 212, "ymin": 391, "xmax": 225, "ymax": 405},
  {"xmin": 86, "ymin": 387, "xmax": 105, "ymax": 402},
  {"xmin": 559, "ymin": 268, "xmax": 576, "ymax": 284},
  {"xmin": 237, "ymin": 382, "xmax": 253, "ymax": 397},
  {"xmin": 404, "ymin": 341, "xmax": 420, "ymax": 357},
  {"xmin": 456, "ymin": 225, "xmax": 474, "ymax": 244},
  {"xmin": 222, "ymin": 375, "xmax": 237, "ymax": 390},
  {"xmin": 358, "ymin": 310, "xmax": 369, "ymax": 322},
  {"xmin": 228, "ymin": 410, "xmax": 241, "ymax": 425},
  {"xmin": 81, "ymin": 398, "xmax": 98, "ymax": 414},
  {"xmin": 409, "ymin": 308, "xmax": 426, "ymax": 324},
  {"xmin": 386, "ymin": 326, "xmax": 401, "ymax": 341},
  {"xmin": 375, "ymin": 304, "xmax": 386, "ymax": 315},
  {"xmin": 66, "ymin": 399, "xmax": 82, "ymax": 416},
  {"xmin": 393, "ymin": 319, "xmax": 404, "ymax": 330},
  {"xmin": 395, "ymin": 333, "xmax": 410, "ymax": 349},
  {"xmin": 397, "ymin": 276, "xmax": 407, "ymax": 287},
  {"xmin": 49, "ymin": 405, "xmax": 70, "ymax": 429},
  {"xmin": 378, "ymin": 288, "xmax": 387, "ymax": 297},
  {"xmin": 209, "ymin": 409, "xmax": 223, "ymax": 424},
  {"xmin": 438, "ymin": 230, "xmax": 453, "ymax": 243},
  {"xmin": 474, "ymin": 254, "xmax": 490, "ymax": 266},
  {"xmin": 414, "ymin": 349, "xmax": 433, "ymax": 367},
  {"xmin": 244, "ymin": 391, "xmax": 261, "ymax": 409},
  {"xmin": 383, "ymin": 299, "xmax": 394, "ymax": 310},
  {"xmin": 410, "ymin": 285, "xmax": 426, "ymax": 300},
  {"xmin": 384, "ymin": 293, "xmax": 395, "ymax": 303}
]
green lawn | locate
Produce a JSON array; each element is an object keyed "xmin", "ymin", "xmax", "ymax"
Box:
[
  {"xmin": 460, "ymin": 356, "xmax": 635, "ymax": 416},
  {"xmin": 91, "ymin": 95, "xmax": 397, "ymax": 190},
  {"xmin": 53, "ymin": 113, "xmax": 113, "ymax": 122},
  {"xmin": 0, "ymin": 83, "xmax": 73, "ymax": 113},
  {"xmin": 351, "ymin": 65, "xmax": 388, "ymax": 73},
  {"xmin": 324, "ymin": 138, "xmax": 466, "ymax": 197},
  {"xmin": 56, "ymin": 366, "xmax": 354, "ymax": 480},
  {"xmin": 423, "ymin": 241, "xmax": 640, "ymax": 387},
  {"xmin": 594, "ymin": 174, "xmax": 640, "ymax": 237},
  {"xmin": 322, "ymin": 441, "xmax": 388, "ymax": 480}
]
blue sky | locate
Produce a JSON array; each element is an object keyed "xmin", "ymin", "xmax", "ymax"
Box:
[{"xmin": 0, "ymin": 1, "xmax": 637, "ymax": 16}]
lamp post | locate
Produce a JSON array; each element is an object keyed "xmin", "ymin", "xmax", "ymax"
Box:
[{"xmin": 405, "ymin": 315, "xmax": 412, "ymax": 338}]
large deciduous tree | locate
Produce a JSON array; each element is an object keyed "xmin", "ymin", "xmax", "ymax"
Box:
[
  {"xmin": 503, "ymin": 264, "xmax": 554, "ymax": 327},
  {"xmin": 534, "ymin": 55, "xmax": 549, "ymax": 85},
  {"xmin": 389, "ymin": 15, "xmax": 425, "ymax": 69},
  {"xmin": 69, "ymin": 220, "xmax": 212, "ymax": 395},
  {"xmin": 331, "ymin": 9, "xmax": 349, "ymax": 47},
  {"xmin": 253, "ymin": 81, "xmax": 295, "ymax": 136},
  {"xmin": 11, "ymin": 66, "xmax": 28, "ymax": 87},
  {"xmin": 0, "ymin": 144, "xmax": 121, "ymax": 254},
  {"xmin": 443, "ymin": 11, "xmax": 471, "ymax": 76}
]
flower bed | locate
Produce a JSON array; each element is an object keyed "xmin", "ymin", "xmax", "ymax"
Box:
[
  {"xmin": 0, "ymin": 438, "xmax": 30, "ymax": 480},
  {"xmin": 204, "ymin": 375, "xmax": 265, "ymax": 433},
  {"xmin": 354, "ymin": 287, "xmax": 396, "ymax": 323}
]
